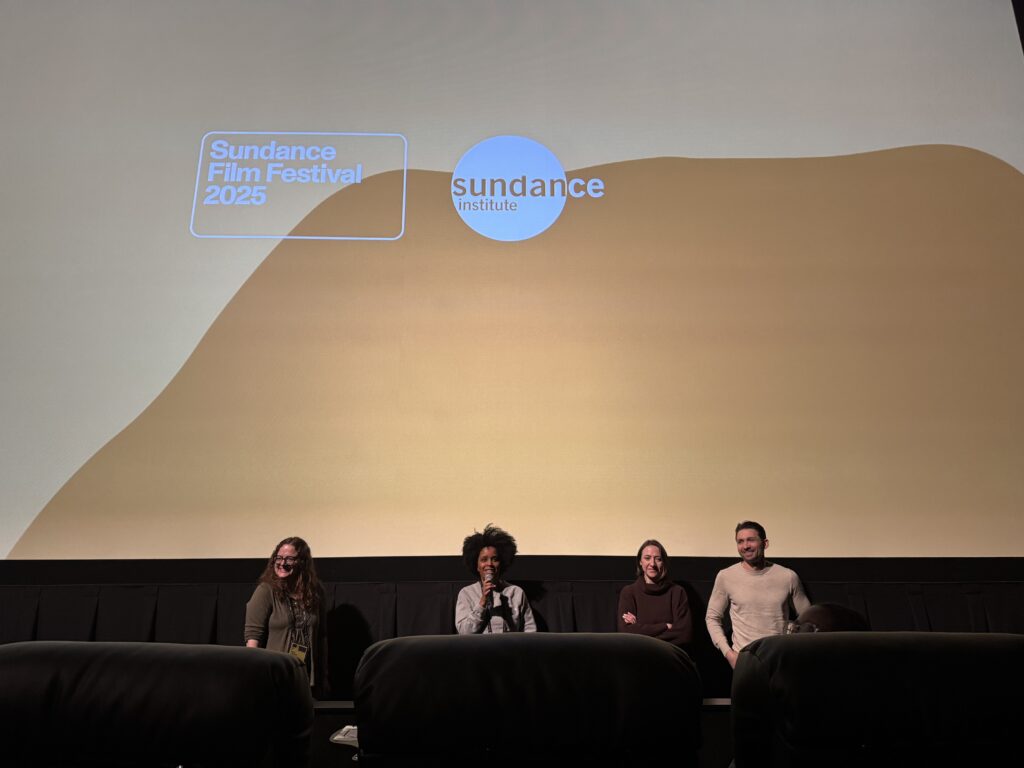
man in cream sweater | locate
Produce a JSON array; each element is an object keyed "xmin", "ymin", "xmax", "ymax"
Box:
[{"xmin": 705, "ymin": 521, "xmax": 810, "ymax": 669}]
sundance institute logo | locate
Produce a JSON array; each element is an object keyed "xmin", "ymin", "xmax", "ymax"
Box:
[{"xmin": 451, "ymin": 135, "xmax": 604, "ymax": 242}]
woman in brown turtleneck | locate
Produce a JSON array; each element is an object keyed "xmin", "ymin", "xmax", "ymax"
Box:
[{"xmin": 616, "ymin": 539, "xmax": 693, "ymax": 647}]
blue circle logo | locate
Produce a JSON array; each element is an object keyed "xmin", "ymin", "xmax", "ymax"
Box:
[{"xmin": 451, "ymin": 135, "xmax": 567, "ymax": 242}]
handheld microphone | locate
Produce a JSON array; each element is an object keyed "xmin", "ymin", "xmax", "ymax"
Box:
[{"xmin": 484, "ymin": 568, "xmax": 495, "ymax": 608}]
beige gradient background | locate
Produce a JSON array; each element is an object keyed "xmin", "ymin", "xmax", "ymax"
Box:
[{"xmin": 12, "ymin": 145, "xmax": 1024, "ymax": 559}]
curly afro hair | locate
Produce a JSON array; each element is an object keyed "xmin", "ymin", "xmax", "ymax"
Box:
[{"xmin": 461, "ymin": 524, "xmax": 518, "ymax": 579}]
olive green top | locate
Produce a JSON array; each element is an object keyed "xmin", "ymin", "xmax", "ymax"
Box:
[{"xmin": 244, "ymin": 581, "xmax": 324, "ymax": 685}]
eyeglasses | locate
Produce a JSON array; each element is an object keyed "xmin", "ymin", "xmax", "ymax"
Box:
[
  {"xmin": 273, "ymin": 556, "xmax": 300, "ymax": 566},
  {"xmin": 784, "ymin": 621, "xmax": 820, "ymax": 635}
]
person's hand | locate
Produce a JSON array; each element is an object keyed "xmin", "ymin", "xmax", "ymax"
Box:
[
  {"xmin": 479, "ymin": 578, "xmax": 497, "ymax": 608},
  {"xmin": 622, "ymin": 611, "xmax": 637, "ymax": 624},
  {"xmin": 726, "ymin": 649, "xmax": 739, "ymax": 669},
  {"xmin": 666, "ymin": 623, "xmax": 672, "ymax": 630}
]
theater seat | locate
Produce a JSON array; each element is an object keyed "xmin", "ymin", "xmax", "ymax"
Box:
[
  {"xmin": 0, "ymin": 641, "xmax": 314, "ymax": 768},
  {"xmin": 354, "ymin": 632, "xmax": 702, "ymax": 766},
  {"xmin": 732, "ymin": 631, "xmax": 1024, "ymax": 768}
]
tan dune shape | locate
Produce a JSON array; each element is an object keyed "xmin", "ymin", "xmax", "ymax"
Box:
[{"xmin": 11, "ymin": 146, "xmax": 1024, "ymax": 559}]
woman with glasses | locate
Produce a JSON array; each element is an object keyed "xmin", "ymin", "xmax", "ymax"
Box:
[{"xmin": 245, "ymin": 536, "xmax": 326, "ymax": 693}]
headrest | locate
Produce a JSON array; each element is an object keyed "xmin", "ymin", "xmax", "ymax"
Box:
[
  {"xmin": 0, "ymin": 641, "xmax": 314, "ymax": 767},
  {"xmin": 355, "ymin": 632, "xmax": 701, "ymax": 760},
  {"xmin": 733, "ymin": 632, "xmax": 1024, "ymax": 767}
]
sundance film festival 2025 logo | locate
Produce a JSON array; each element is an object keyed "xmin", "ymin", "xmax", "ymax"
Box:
[{"xmin": 451, "ymin": 135, "xmax": 604, "ymax": 242}]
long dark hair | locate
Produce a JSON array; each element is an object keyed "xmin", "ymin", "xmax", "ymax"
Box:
[{"xmin": 258, "ymin": 536, "xmax": 322, "ymax": 611}]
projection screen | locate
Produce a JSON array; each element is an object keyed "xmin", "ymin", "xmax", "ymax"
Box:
[{"xmin": 2, "ymin": 0, "xmax": 1023, "ymax": 559}]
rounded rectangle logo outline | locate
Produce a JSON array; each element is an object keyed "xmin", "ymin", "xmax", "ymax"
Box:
[{"xmin": 189, "ymin": 130, "xmax": 408, "ymax": 241}]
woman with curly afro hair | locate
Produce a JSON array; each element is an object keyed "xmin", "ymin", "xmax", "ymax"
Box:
[{"xmin": 455, "ymin": 524, "xmax": 536, "ymax": 633}]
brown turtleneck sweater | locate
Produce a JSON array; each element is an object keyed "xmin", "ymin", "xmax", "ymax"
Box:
[{"xmin": 616, "ymin": 576, "xmax": 693, "ymax": 646}]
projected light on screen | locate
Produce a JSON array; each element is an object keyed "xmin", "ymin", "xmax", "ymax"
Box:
[{"xmin": 3, "ymin": 0, "xmax": 1024, "ymax": 559}]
